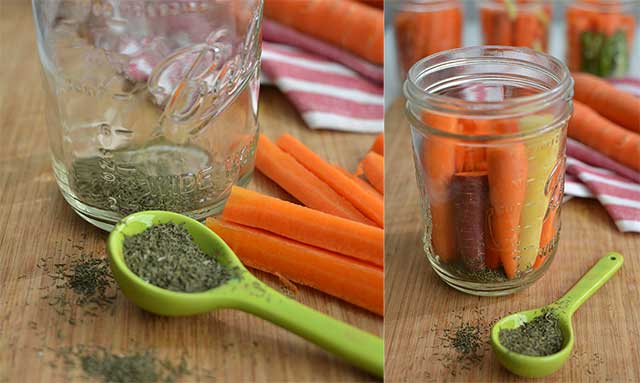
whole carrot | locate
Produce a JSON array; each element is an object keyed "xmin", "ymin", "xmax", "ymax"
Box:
[
  {"xmin": 206, "ymin": 218, "xmax": 384, "ymax": 315},
  {"xmin": 255, "ymin": 135, "xmax": 373, "ymax": 225},
  {"xmin": 221, "ymin": 186, "xmax": 384, "ymax": 266},
  {"xmin": 573, "ymin": 72, "xmax": 640, "ymax": 134},
  {"xmin": 263, "ymin": 0, "xmax": 383, "ymax": 65},
  {"xmin": 569, "ymin": 101, "xmax": 640, "ymax": 172}
]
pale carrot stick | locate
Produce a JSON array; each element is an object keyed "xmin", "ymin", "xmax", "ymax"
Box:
[
  {"xmin": 221, "ymin": 186, "xmax": 383, "ymax": 266},
  {"xmin": 361, "ymin": 151, "xmax": 384, "ymax": 195},
  {"xmin": 334, "ymin": 164, "xmax": 383, "ymax": 201},
  {"xmin": 263, "ymin": 0, "xmax": 384, "ymax": 65},
  {"xmin": 569, "ymin": 101, "xmax": 640, "ymax": 172},
  {"xmin": 255, "ymin": 135, "xmax": 373, "ymax": 225},
  {"xmin": 206, "ymin": 218, "xmax": 384, "ymax": 315},
  {"xmin": 276, "ymin": 134, "xmax": 384, "ymax": 227},
  {"xmin": 370, "ymin": 134, "xmax": 384, "ymax": 156},
  {"xmin": 421, "ymin": 113, "xmax": 460, "ymax": 263},
  {"xmin": 573, "ymin": 73, "xmax": 640, "ymax": 134},
  {"xmin": 486, "ymin": 142, "xmax": 528, "ymax": 279}
]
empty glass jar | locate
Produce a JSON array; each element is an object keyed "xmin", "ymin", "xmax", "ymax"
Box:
[{"xmin": 32, "ymin": 0, "xmax": 262, "ymax": 230}]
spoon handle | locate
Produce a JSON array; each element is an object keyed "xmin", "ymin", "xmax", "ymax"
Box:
[
  {"xmin": 231, "ymin": 279, "xmax": 383, "ymax": 377},
  {"xmin": 556, "ymin": 252, "xmax": 624, "ymax": 317}
]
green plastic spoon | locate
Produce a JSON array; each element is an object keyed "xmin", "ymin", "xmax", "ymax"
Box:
[
  {"xmin": 491, "ymin": 252, "xmax": 624, "ymax": 378},
  {"xmin": 107, "ymin": 211, "xmax": 383, "ymax": 378}
]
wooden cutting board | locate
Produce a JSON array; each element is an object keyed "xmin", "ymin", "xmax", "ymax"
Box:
[
  {"xmin": 384, "ymin": 97, "xmax": 640, "ymax": 382},
  {"xmin": 0, "ymin": 3, "xmax": 381, "ymax": 382}
]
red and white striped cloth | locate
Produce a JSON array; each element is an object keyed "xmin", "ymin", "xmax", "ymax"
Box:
[
  {"xmin": 563, "ymin": 78, "xmax": 640, "ymax": 232},
  {"xmin": 260, "ymin": 21, "xmax": 384, "ymax": 133}
]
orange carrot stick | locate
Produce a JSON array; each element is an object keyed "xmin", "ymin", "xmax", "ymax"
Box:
[
  {"xmin": 263, "ymin": 0, "xmax": 384, "ymax": 65},
  {"xmin": 421, "ymin": 113, "xmax": 460, "ymax": 263},
  {"xmin": 276, "ymin": 134, "xmax": 384, "ymax": 227},
  {"xmin": 361, "ymin": 151, "xmax": 384, "ymax": 195},
  {"xmin": 533, "ymin": 205, "xmax": 558, "ymax": 270},
  {"xmin": 573, "ymin": 73, "xmax": 640, "ymax": 134},
  {"xmin": 485, "ymin": 142, "xmax": 528, "ymax": 278},
  {"xmin": 569, "ymin": 101, "xmax": 640, "ymax": 172},
  {"xmin": 206, "ymin": 218, "xmax": 384, "ymax": 315},
  {"xmin": 255, "ymin": 135, "xmax": 373, "ymax": 225},
  {"xmin": 222, "ymin": 186, "xmax": 383, "ymax": 266},
  {"xmin": 370, "ymin": 134, "xmax": 384, "ymax": 156},
  {"xmin": 334, "ymin": 165, "xmax": 383, "ymax": 201}
]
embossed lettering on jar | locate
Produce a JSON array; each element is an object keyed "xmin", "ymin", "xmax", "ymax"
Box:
[{"xmin": 33, "ymin": 0, "xmax": 263, "ymax": 230}]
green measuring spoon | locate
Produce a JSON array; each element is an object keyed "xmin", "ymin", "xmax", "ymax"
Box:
[
  {"xmin": 107, "ymin": 211, "xmax": 383, "ymax": 378},
  {"xmin": 491, "ymin": 252, "xmax": 624, "ymax": 378}
]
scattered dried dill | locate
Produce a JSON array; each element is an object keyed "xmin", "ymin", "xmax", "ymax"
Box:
[
  {"xmin": 50, "ymin": 346, "xmax": 190, "ymax": 383},
  {"xmin": 39, "ymin": 239, "xmax": 117, "ymax": 321}
]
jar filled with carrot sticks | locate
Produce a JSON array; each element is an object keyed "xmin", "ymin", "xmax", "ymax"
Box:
[
  {"xmin": 404, "ymin": 47, "xmax": 573, "ymax": 295},
  {"xmin": 566, "ymin": 0, "xmax": 636, "ymax": 77},
  {"xmin": 479, "ymin": 0, "xmax": 552, "ymax": 52},
  {"xmin": 394, "ymin": 0, "xmax": 463, "ymax": 75}
]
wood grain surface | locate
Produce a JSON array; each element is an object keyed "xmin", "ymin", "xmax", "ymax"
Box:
[
  {"xmin": 384, "ymin": 98, "xmax": 640, "ymax": 382},
  {"xmin": 0, "ymin": 2, "xmax": 381, "ymax": 382}
]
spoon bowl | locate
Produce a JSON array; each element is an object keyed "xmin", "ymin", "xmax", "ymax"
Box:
[
  {"xmin": 490, "ymin": 253, "xmax": 623, "ymax": 378},
  {"xmin": 107, "ymin": 210, "xmax": 384, "ymax": 377},
  {"xmin": 107, "ymin": 210, "xmax": 254, "ymax": 316},
  {"xmin": 491, "ymin": 308, "xmax": 574, "ymax": 378}
]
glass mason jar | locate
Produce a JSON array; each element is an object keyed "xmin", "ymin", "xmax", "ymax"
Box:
[
  {"xmin": 32, "ymin": 0, "xmax": 263, "ymax": 230},
  {"xmin": 404, "ymin": 47, "xmax": 573, "ymax": 296},
  {"xmin": 566, "ymin": 0, "xmax": 636, "ymax": 77},
  {"xmin": 479, "ymin": 0, "xmax": 552, "ymax": 52},
  {"xmin": 394, "ymin": 0, "xmax": 463, "ymax": 76}
]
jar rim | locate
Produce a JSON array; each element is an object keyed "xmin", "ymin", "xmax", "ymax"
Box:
[
  {"xmin": 568, "ymin": 0, "xmax": 637, "ymax": 13},
  {"xmin": 403, "ymin": 46, "xmax": 573, "ymax": 139},
  {"xmin": 392, "ymin": 0, "xmax": 461, "ymax": 12},
  {"xmin": 480, "ymin": 0, "xmax": 552, "ymax": 12}
]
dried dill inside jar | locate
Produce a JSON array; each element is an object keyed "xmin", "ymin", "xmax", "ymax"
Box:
[{"xmin": 123, "ymin": 222, "xmax": 236, "ymax": 293}]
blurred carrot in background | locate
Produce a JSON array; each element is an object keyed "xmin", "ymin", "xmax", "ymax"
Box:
[
  {"xmin": 395, "ymin": 1, "xmax": 462, "ymax": 73},
  {"xmin": 480, "ymin": 0, "xmax": 551, "ymax": 52},
  {"xmin": 263, "ymin": 0, "xmax": 383, "ymax": 65},
  {"xmin": 566, "ymin": 0, "xmax": 636, "ymax": 77}
]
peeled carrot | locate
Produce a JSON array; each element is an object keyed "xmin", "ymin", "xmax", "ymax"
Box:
[
  {"xmin": 276, "ymin": 134, "xmax": 384, "ymax": 227},
  {"xmin": 263, "ymin": 0, "xmax": 383, "ymax": 65},
  {"xmin": 569, "ymin": 101, "xmax": 640, "ymax": 172},
  {"xmin": 573, "ymin": 73, "xmax": 640, "ymax": 134},
  {"xmin": 255, "ymin": 135, "xmax": 373, "ymax": 225},
  {"xmin": 421, "ymin": 113, "xmax": 460, "ymax": 263},
  {"xmin": 334, "ymin": 165, "xmax": 383, "ymax": 201},
  {"xmin": 370, "ymin": 134, "xmax": 384, "ymax": 156},
  {"xmin": 361, "ymin": 151, "xmax": 384, "ymax": 195},
  {"xmin": 486, "ymin": 143, "xmax": 528, "ymax": 278},
  {"xmin": 533, "ymin": 203, "xmax": 559, "ymax": 270},
  {"xmin": 206, "ymin": 218, "xmax": 384, "ymax": 315},
  {"xmin": 222, "ymin": 186, "xmax": 383, "ymax": 266},
  {"xmin": 451, "ymin": 171, "xmax": 489, "ymax": 271}
]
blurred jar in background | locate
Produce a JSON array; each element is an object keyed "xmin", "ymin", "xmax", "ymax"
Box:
[
  {"xmin": 479, "ymin": 0, "xmax": 552, "ymax": 52},
  {"xmin": 394, "ymin": 0, "xmax": 463, "ymax": 75},
  {"xmin": 566, "ymin": 0, "xmax": 636, "ymax": 77}
]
